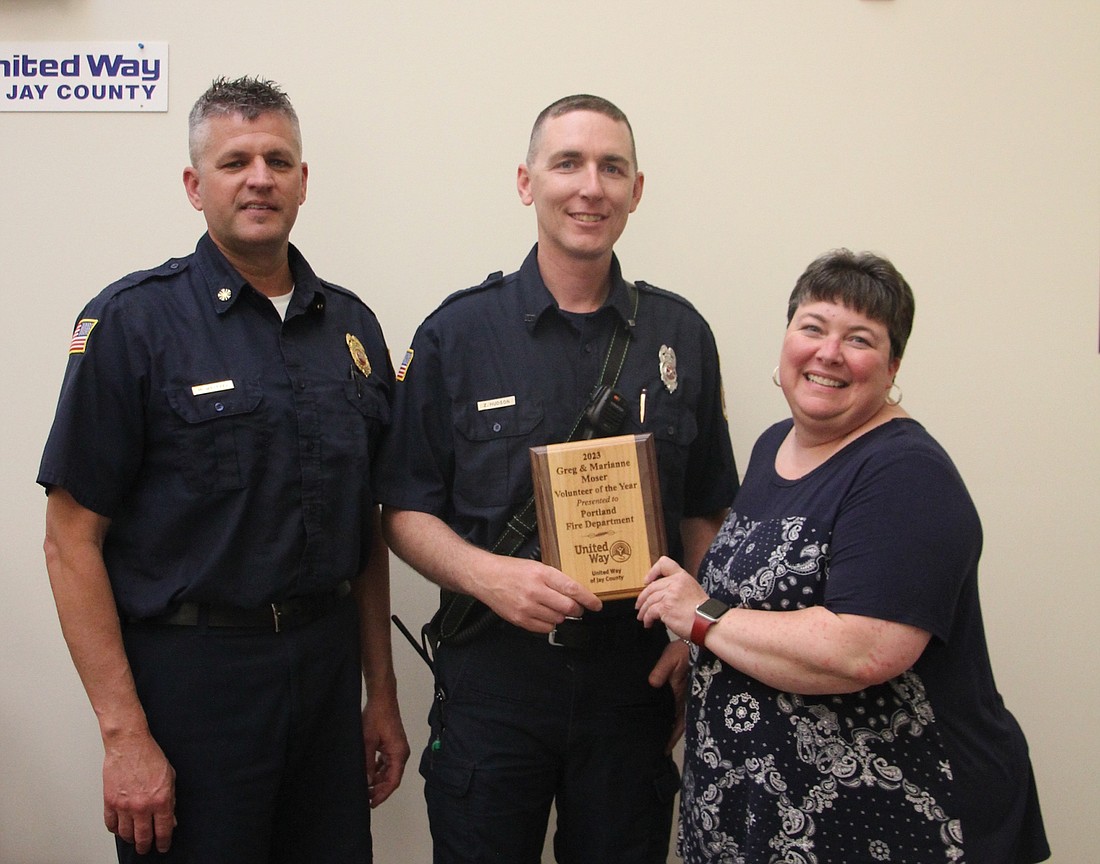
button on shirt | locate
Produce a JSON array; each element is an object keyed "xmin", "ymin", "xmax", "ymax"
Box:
[
  {"xmin": 39, "ymin": 233, "xmax": 393, "ymax": 618},
  {"xmin": 376, "ymin": 245, "xmax": 737, "ymax": 568}
]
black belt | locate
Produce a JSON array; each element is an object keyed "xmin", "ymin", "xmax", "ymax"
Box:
[
  {"xmin": 548, "ymin": 617, "xmax": 589, "ymax": 648},
  {"xmin": 132, "ymin": 581, "xmax": 351, "ymax": 633},
  {"xmin": 543, "ymin": 611, "xmax": 650, "ymax": 650}
]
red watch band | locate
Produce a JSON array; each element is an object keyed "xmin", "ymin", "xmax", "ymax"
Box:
[{"xmin": 690, "ymin": 612, "xmax": 715, "ymax": 646}]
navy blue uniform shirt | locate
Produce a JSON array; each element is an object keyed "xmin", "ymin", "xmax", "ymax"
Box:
[
  {"xmin": 39, "ymin": 233, "xmax": 393, "ymax": 618},
  {"xmin": 376, "ymin": 245, "xmax": 737, "ymax": 570}
]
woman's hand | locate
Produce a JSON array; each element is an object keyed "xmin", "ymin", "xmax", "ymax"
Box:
[{"xmin": 635, "ymin": 556, "xmax": 709, "ymax": 642}]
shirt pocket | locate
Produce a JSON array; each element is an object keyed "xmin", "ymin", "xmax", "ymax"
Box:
[
  {"xmin": 451, "ymin": 399, "xmax": 544, "ymax": 508},
  {"xmin": 648, "ymin": 406, "xmax": 698, "ymax": 520},
  {"xmin": 165, "ymin": 383, "xmax": 265, "ymax": 493},
  {"xmin": 338, "ymin": 377, "xmax": 390, "ymax": 469}
]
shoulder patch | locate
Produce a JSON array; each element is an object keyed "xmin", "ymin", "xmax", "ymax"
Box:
[
  {"xmin": 68, "ymin": 318, "xmax": 98, "ymax": 354},
  {"xmin": 395, "ymin": 348, "xmax": 414, "ymax": 381}
]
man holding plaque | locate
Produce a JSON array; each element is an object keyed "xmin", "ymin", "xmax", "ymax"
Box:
[{"xmin": 378, "ymin": 94, "xmax": 737, "ymax": 863}]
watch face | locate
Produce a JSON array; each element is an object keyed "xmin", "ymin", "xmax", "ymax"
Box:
[{"xmin": 697, "ymin": 597, "xmax": 729, "ymax": 622}]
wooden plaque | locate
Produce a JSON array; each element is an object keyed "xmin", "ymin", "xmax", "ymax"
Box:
[{"xmin": 530, "ymin": 433, "xmax": 666, "ymax": 600}]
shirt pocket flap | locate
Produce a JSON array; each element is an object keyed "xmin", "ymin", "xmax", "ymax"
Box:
[
  {"xmin": 344, "ymin": 378, "xmax": 391, "ymax": 424},
  {"xmin": 453, "ymin": 400, "xmax": 543, "ymax": 442},
  {"xmin": 649, "ymin": 407, "xmax": 698, "ymax": 447},
  {"xmin": 165, "ymin": 384, "xmax": 263, "ymax": 424}
]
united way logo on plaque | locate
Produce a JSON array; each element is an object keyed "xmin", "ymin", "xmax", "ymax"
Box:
[{"xmin": 530, "ymin": 434, "xmax": 666, "ymax": 599}]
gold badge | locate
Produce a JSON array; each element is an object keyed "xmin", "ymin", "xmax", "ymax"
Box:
[
  {"xmin": 659, "ymin": 345, "xmax": 678, "ymax": 394},
  {"xmin": 217, "ymin": 288, "xmax": 233, "ymax": 302},
  {"xmin": 346, "ymin": 333, "xmax": 372, "ymax": 378}
]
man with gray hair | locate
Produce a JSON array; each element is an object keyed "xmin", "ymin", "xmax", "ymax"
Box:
[{"xmin": 39, "ymin": 76, "xmax": 408, "ymax": 862}]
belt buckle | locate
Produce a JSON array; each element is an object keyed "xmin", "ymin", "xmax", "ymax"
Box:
[
  {"xmin": 548, "ymin": 616, "xmax": 582, "ymax": 647},
  {"xmin": 271, "ymin": 603, "xmax": 283, "ymax": 633}
]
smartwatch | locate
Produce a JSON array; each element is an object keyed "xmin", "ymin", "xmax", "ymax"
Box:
[{"xmin": 690, "ymin": 597, "xmax": 729, "ymax": 646}]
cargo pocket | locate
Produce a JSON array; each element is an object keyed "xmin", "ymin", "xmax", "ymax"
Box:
[{"xmin": 420, "ymin": 745, "xmax": 477, "ymax": 858}]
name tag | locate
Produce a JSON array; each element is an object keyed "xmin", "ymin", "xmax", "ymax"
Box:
[
  {"xmin": 477, "ymin": 396, "xmax": 516, "ymax": 411},
  {"xmin": 191, "ymin": 380, "xmax": 235, "ymax": 396}
]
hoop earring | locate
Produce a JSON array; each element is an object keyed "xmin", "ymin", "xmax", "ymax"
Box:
[
  {"xmin": 886, "ymin": 382, "xmax": 903, "ymax": 406},
  {"xmin": 771, "ymin": 366, "xmax": 781, "ymax": 387}
]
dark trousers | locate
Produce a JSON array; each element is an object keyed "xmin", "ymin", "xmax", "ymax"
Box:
[
  {"xmin": 118, "ymin": 598, "xmax": 372, "ymax": 864},
  {"xmin": 421, "ymin": 617, "xmax": 680, "ymax": 864}
]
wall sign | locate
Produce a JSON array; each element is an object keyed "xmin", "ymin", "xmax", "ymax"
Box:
[{"xmin": 1, "ymin": 42, "xmax": 168, "ymax": 112}]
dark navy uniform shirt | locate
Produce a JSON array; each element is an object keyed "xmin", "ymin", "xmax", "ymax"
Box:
[
  {"xmin": 376, "ymin": 245, "xmax": 737, "ymax": 572},
  {"xmin": 39, "ymin": 233, "xmax": 393, "ymax": 618}
]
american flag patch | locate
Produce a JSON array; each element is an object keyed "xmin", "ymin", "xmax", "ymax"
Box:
[
  {"xmin": 68, "ymin": 319, "xmax": 99, "ymax": 354},
  {"xmin": 396, "ymin": 348, "xmax": 414, "ymax": 382}
]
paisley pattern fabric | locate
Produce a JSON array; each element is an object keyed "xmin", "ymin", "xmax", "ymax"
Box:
[
  {"xmin": 678, "ymin": 419, "xmax": 1048, "ymax": 864},
  {"xmin": 682, "ymin": 512, "xmax": 962, "ymax": 864}
]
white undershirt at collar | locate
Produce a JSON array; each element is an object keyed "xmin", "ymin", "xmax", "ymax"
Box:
[{"xmin": 268, "ymin": 286, "xmax": 295, "ymax": 321}]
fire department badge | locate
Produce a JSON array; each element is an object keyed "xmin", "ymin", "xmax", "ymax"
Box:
[
  {"xmin": 659, "ymin": 345, "xmax": 678, "ymax": 394},
  {"xmin": 346, "ymin": 333, "xmax": 372, "ymax": 378}
]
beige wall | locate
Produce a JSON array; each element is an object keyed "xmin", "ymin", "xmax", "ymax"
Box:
[{"xmin": 2, "ymin": 2, "xmax": 1096, "ymax": 861}]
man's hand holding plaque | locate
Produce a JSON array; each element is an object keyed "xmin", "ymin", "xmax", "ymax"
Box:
[{"xmin": 530, "ymin": 434, "xmax": 666, "ymax": 600}]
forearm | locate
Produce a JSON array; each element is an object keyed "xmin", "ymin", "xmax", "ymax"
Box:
[
  {"xmin": 354, "ymin": 506, "xmax": 398, "ymax": 698},
  {"xmin": 637, "ymin": 561, "xmax": 930, "ymax": 695},
  {"xmin": 382, "ymin": 506, "xmax": 602, "ymax": 631},
  {"xmin": 355, "ymin": 506, "xmax": 410, "ymax": 805},
  {"xmin": 381, "ymin": 507, "xmax": 497, "ymax": 599},
  {"xmin": 702, "ymin": 605, "xmax": 930, "ymax": 695},
  {"xmin": 44, "ymin": 493, "xmax": 149, "ymax": 742}
]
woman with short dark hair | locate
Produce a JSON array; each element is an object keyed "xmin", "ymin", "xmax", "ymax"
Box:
[{"xmin": 637, "ymin": 249, "xmax": 1049, "ymax": 864}]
